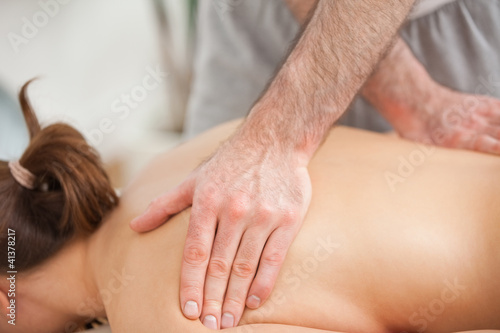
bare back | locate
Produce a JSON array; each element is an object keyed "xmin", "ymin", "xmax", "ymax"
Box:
[{"xmin": 89, "ymin": 121, "xmax": 500, "ymax": 333}]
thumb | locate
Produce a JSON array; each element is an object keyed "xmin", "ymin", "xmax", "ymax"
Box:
[{"xmin": 130, "ymin": 177, "xmax": 195, "ymax": 232}]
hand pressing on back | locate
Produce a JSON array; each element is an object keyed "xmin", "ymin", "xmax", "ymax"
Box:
[
  {"xmin": 131, "ymin": 125, "xmax": 312, "ymax": 329},
  {"xmin": 363, "ymin": 38, "xmax": 500, "ymax": 155},
  {"xmin": 392, "ymin": 89, "xmax": 500, "ymax": 155},
  {"xmin": 131, "ymin": 0, "xmax": 417, "ymax": 329}
]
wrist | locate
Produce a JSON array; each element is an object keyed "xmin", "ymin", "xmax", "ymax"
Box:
[
  {"xmin": 240, "ymin": 68, "xmax": 319, "ymax": 165},
  {"xmin": 364, "ymin": 63, "xmax": 441, "ymax": 133},
  {"xmin": 236, "ymin": 107, "xmax": 313, "ymax": 167}
]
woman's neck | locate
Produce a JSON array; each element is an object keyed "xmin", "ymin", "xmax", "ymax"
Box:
[{"xmin": 21, "ymin": 236, "xmax": 106, "ymax": 325}]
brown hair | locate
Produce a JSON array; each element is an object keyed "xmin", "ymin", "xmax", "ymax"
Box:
[{"xmin": 0, "ymin": 81, "xmax": 118, "ymax": 272}]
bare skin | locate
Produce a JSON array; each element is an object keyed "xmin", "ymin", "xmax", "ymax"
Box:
[
  {"xmin": 131, "ymin": 0, "xmax": 416, "ymax": 328},
  {"xmin": 363, "ymin": 38, "xmax": 500, "ymax": 154},
  {"xmin": 287, "ymin": 0, "xmax": 500, "ymax": 155},
  {"xmin": 132, "ymin": 0, "xmax": 500, "ymax": 329},
  {"xmin": 1, "ymin": 120, "xmax": 499, "ymax": 333}
]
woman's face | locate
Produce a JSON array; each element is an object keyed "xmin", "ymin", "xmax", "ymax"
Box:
[{"xmin": 0, "ymin": 274, "xmax": 85, "ymax": 333}]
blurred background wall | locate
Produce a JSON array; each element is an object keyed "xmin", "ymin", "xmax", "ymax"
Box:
[{"xmin": 0, "ymin": 0, "xmax": 196, "ymax": 187}]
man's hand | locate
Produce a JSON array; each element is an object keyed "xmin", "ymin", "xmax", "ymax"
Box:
[
  {"xmin": 132, "ymin": 0, "xmax": 415, "ymax": 329},
  {"xmin": 363, "ymin": 38, "xmax": 500, "ymax": 155},
  {"xmin": 132, "ymin": 128, "xmax": 311, "ymax": 329},
  {"xmin": 395, "ymin": 89, "xmax": 500, "ymax": 154}
]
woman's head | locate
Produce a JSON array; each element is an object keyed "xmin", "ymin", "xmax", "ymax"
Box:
[{"xmin": 0, "ymin": 80, "xmax": 118, "ymax": 272}]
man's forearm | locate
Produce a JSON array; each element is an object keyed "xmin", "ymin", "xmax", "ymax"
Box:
[
  {"xmin": 286, "ymin": 1, "xmax": 440, "ymax": 139},
  {"xmin": 361, "ymin": 37, "xmax": 439, "ymax": 132},
  {"xmin": 241, "ymin": 0, "xmax": 415, "ymax": 161}
]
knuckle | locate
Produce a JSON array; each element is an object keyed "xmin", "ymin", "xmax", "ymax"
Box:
[
  {"xmin": 262, "ymin": 251, "xmax": 285, "ymax": 267},
  {"xmin": 282, "ymin": 209, "xmax": 299, "ymax": 225},
  {"xmin": 254, "ymin": 281, "xmax": 273, "ymax": 298},
  {"xmin": 231, "ymin": 260, "xmax": 256, "ymax": 279},
  {"xmin": 184, "ymin": 243, "xmax": 209, "ymax": 265},
  {"xmin": 257, "ymin": 204, "xmax": 274, "ymax": 221},
  {"xmin": 180, "ymin": 281, "xmax": 202, "ymax": 297},
  {"xmin": 224, "ymin": 294, "xmax": 246, "ymax": 309},
  {"xmin": 207, "ymin": 257, "xmax": 231, "ymax": 278},
  {"xmin": 203, "ymin": 298, "xmax": 223, "ymax": 311},
  {"xmin": 227, "ymin": 201, "xmax": 249, "ymax": 221}
]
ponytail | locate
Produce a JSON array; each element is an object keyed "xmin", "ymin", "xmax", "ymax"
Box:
[{"xmin": 0, "ymin": 81, "xmax": 118, "ymax": 271}]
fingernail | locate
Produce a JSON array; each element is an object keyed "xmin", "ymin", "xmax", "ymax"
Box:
[
  {"xmin": 203, "ymin": 315, "xmax": 217, "ymax": 330},
  {"xmin": 183, "ymin": 301, "xmax": 198, "ymax": 318},
  {"xmin": 246, "ymin": 295, "xmax": 261, "ymax": 308},
  {"xmin": 221, "ymin": 312, "xmax": 234, "ymax": 328}
]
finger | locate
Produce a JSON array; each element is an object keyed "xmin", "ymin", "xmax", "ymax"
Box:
[
  {"xmin": 246, "ymin": 227, "xmax": 294, "ymax": 310},
  {"xmin": 456, "ymin": 132, "xmax": 500, "ymax": 155},
  {"xmin": 476, "ymin": 98, "xmax": 500, "ymax": 121},
  {"xmin": 220, "ymin": 229, "xmax": 269, "ymax": 328},
  {"xmin": 472, "ymin": 135, "xmax": 500, "ymax": 155},
  {"xmin": 482, "ymin": 125, "xmax": 500, "ymax": 140},
  {"xmin": 180, "ymin": 204, "xmax": 218, "ymax": 320},
  {"xmin": 130, "ymin": 177, "xmax": 195, "ymax": 232},
  {"xmin": 200, "ymin": 221, "xmax": 243, "ymax": 330}
]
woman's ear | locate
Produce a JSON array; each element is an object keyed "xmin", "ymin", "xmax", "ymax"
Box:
[{"xmin": 0, "ymin": 279, "xmax": 14, "ymax": 317}]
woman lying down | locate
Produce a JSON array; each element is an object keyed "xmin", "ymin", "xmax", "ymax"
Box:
[{"xmin": 0, "ymin": 83, "xmax": 499, "ymax": 333}]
